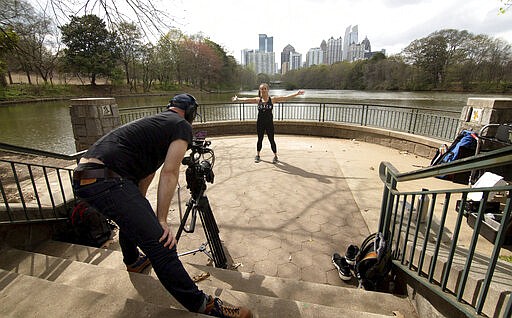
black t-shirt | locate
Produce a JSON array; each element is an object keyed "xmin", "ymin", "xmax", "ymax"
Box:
[{"xmin": 84, "ymin": 110, "xmax": 192, "ymax": 182}]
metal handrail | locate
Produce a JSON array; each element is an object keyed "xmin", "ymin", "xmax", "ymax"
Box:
[
  {"xmin": 119, "ymin": 102, "xmax": 461, "ymax": 142},
  {"xmin": 0, "ymin": 142, "xmax": 86, "ymax": 161},
  {"xmin": 0, "ymin": 158, "xmax": 76, "ymax": 224},
  {"xmin": 378, "ymin": 146, "xmax": 512, "ymax": 318}
]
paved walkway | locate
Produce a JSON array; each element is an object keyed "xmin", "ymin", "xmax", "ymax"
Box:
[{"xmin": 136, "ymin": 134, "xmax": 506, "ymax": 288}]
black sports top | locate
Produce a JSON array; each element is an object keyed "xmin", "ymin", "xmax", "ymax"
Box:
[
  {"xmin": 257, "ymin": 97, "xmax": 274, "ymax": 122},
  {"xmin": 84, "ymin": 110, "xmax": 192, "ymax": 182},
  {"xmin": 257, "ymin": 96, "xmax": 273, "ymax": 112}
]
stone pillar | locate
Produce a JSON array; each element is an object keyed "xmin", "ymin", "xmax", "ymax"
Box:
[
  {"xmin": 69, "ymin": 98, "xmax": 121, "ymax": 152},
  {"xmin": 459, "ymin": 97, "xmax": 512, "ymax": 133}
]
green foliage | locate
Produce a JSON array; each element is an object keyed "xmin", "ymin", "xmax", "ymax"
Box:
[
  {"xmin": 0, "ymin": 28, "xmax": 19, "ymax": 87},
  {"xmin": 59, "ymin": 15, "xmax": 119, "ymax": 85},
  {"xmin": 0, "ymin": 83, "xmax": 76, "ymax": 100}
]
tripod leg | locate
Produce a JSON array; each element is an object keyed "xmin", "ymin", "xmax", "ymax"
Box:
[
  {"xmin": 198, "ymin": 196, "xmax": 228, "ymax": 268},
  {"xmin": 176, "ymin": 200, "xmax": 194, "ymax": 242}
]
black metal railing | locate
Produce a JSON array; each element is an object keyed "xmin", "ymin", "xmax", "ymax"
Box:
[
  {"xmin": 378, "ymin": 146, "xmax": 512, "ymax": 318},
  {"xmin": 119, "ymin": 102, "xmax": 460, "ymax": 141},
  {"xmin": 0, "ymin": 142, "xmax": 84, "ymax": 224}
]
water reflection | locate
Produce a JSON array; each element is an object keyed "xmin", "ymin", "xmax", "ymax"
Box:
[{"xmin": 0, "ymin": 90, "xmax": 510, "ymax": 154}]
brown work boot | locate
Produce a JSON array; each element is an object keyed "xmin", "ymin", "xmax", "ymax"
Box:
[{"xmin": 203, "ymin": 295, "xmax": 252, "ymax": 318}]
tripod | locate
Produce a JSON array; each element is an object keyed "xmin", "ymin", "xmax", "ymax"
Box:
[{"xmin": 175, "ymin": 175, "xmax": 228, "ymax": 269}]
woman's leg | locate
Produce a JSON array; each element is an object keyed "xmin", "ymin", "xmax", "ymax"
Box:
[
  {"xmin": 256, "ymin": 119, "xmax": 265, "ymax": 153},
  {"xmin": 266, "ymin": 120, "xmax": 277, "ymax": 154}
]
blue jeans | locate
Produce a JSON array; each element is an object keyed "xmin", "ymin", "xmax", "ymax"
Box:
[{"xmin": 73, "ymin": 178, "xmax": 207, "ymax": 312}]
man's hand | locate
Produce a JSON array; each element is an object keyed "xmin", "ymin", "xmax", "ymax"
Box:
[{"xmin": 159, "ymin": 220, "xmax": 177, "ymax": 249}]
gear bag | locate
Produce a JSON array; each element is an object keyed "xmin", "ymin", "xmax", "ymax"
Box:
[
  {"xmin": 70, "ymin": 201, "xmax": 115, "ymax": 247},
  {"xmin": 355, "ymin": 232, "xmax": 392, "ymax": 291}
]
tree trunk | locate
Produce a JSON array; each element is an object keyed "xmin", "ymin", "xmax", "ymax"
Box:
[
  {"xmin": 7, "ymin": 71, "xmax": 13, "ymax": 85},
  {"xmin": 25, "ymin": 70, "xmax": 32, "ymax": 84},
  {"xmin": 0, "ymin": 72, "xmax": 7, "ymax": 87}
]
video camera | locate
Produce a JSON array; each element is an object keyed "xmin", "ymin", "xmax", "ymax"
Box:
[{"xmin": 182, "ymin": 132, "xmax": 215, "ymax": 195}]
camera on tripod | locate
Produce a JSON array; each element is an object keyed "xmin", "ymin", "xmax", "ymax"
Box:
[
  {"xmin": 182, "ymin": 135, "xmax": 215, "ymax": 194},
  {"xmin": 176, "ymin": 132, "xmax": 228, "ymax": 268}
]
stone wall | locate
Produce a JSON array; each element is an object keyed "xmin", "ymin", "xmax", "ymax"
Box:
[
  {"xmin": 69, "ymin": 98, "xmax": 120, "ymax": 151},
  {"xmin": 192, "ymin": 121, "xmax": 443, "ymax": 159}
]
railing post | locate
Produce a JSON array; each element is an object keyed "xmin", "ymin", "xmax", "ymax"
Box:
[
  {"xmin": 409, "ymin": 108, "xmax": 419, "ymax": 134},
  {"xmin": 69, "ymin": 98, "xmax": 120, "ymax": 151},
  {"xmin": 378, "ymin": 167, "xmax": 397, "ymax": 241}
]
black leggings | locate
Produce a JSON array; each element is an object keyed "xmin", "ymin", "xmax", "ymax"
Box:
[{"xmin": 256, "ymin": 117, "xmax": 276, "ymax": 153}]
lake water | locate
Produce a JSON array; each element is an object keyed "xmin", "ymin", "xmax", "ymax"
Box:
[{"xmin": 0, "ymin": 90, "xmax": 510, "ymax": 154}]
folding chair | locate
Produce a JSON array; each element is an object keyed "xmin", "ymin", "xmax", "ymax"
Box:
[{"xmin": 470, "ymin": 123, "xmax": 512, "ymax": 184}]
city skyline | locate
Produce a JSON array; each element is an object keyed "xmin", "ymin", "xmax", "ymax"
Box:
[
  {"xmin": 243, "ymin": 30, "xmax": 377, "ymax": 74},
  {"xmin": 171, "ymin": 0, "xmax": 512, "ymax": 67}
]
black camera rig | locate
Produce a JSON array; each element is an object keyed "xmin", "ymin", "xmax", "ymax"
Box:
[
  {"xmin": 181, "ymin": 136, "xmax": 215, "ymax": 196},
  {"xmin": 176, "ymin": 133, "xmax": 227, "ymax": 268}
]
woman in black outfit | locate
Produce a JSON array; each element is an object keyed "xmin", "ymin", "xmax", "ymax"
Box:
[{"xmin": 232, "ymin": 83, "xmax": 304, "ymax": 163}]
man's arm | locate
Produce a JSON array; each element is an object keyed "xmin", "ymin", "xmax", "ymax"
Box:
[
  {"xmin": 138, "ymin": 173, "xmax": 155, "ymax": 197},
  {"xmin": 156, "ymin": 138, "xmax": 188, "ymax": 249}
]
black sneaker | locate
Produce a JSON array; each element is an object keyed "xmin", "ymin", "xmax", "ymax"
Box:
[
  {"xmin": 345, "ymin": 244, "xmax": 360, "ymax": 266},
  {"xmin": 332, "ymin": 253, "xmax": 352, "ymax": 281},
  {"xmin": 204, "ymin": 295, "xmax": 252, "ymax": 318}
]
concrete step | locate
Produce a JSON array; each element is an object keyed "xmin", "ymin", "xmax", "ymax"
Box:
[
  {"xmin": 31, "ymin": 240, "xmax": 415, "ymax": 317},
  {"xmin": 0, "ymin": 245, "xmax": 395, "ymax": 318},
  {"xmin": 0, "ymin": 268, "xmax": 206, "ymax": 318}
]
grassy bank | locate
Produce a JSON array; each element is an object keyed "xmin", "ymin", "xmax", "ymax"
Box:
[{"xmin": 0, "ymin": 83, "xmax": 197, "ymax": 104}]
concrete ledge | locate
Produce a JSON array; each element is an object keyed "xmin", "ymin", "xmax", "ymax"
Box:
[{"xmin": 193, "ymin": 120, "xmax": 443, "ymax": 159}]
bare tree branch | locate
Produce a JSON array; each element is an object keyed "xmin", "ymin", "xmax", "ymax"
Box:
[{"xmin": 26, "ymin": 0, "xmax": 179, "ymax": 41}]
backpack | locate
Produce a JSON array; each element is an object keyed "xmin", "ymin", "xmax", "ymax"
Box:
[
  {"xmin": 354, "ymin": 232, "xmax": 392, "ymax": 291},
  {"xmin": 70, "ymin": 201, "xmax": 115, "ymax": 247},
  {"xmin": 431, "ymin": 130, "xmax": 477, "ymax": 166},
  {"xmin": 431, "ymin": 130, "xmax": 477, "ymax": 184}
]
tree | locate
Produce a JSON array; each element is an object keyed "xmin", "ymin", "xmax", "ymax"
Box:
[
  {"xmin": 116, "ymin": 22, "xmax": 143, "ymax": 89},
  {"xmin": 177, "ymin": 38, "xmax": 222, "ymax": 89},
  {"xmin": 0, "ymin": 28, "xmax": 18, "ymax": 87},
  {"xmin": 1, "ymin": 0, "xmax": 60, "ymax": 84},
  {"xmin": 402, "ymin": 33, "xmax": 449, "ymax": 88},
  {"xmin": 139, "ymin": 43, "xmax": 157, "ymax": 92},
  {"xmin": 60, "ymin": 14, "xmax": 118, "ymax": 85}
]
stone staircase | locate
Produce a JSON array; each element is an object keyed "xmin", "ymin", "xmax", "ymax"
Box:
[{"xmin": 0, "ymin": 240, "xmax": 418, "ymax": 317}]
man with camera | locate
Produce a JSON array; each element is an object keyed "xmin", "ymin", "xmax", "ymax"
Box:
[{"xmin": 72, "ymin": 93, "xmax": 252, "ymax": 318}]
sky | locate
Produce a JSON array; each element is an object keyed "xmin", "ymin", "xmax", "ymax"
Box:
[{"xmin": 167, "ymin": 0, "xmax": 512, "ymax": 66}]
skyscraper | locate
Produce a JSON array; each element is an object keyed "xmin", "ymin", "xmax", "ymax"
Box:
[
  {"xmin": 281, "ymin": 44, "xmax": 295, "ymax": 68},
  {"xmin": 306, "ymin": 47, "xmax": 323, "ymax": 67},
  {"xmin": 320, "ymin": 40, "xmax": 327, "ymax": 65},
  {"xmin": 343, "ymin": 25, "xmax": 358, "ymax": 61},
  {"xmin": 242, "ymin": 35, "xmax": 277, "ymax": 74},
  {"xmin": 326, "ymin": 36, "xmax": 343, "ymax": 65},
  {"xmin": 259, "ymin": 34, "xmax": 273, "ymax": 53},
  {"xmin": 289, "ymin": 51, "xmax": 302, "ymax": 70}
]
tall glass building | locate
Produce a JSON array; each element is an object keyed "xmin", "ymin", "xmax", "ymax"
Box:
[{"xmin": 259, "ymin": 34, "xmax": 273, "ymax": 53}]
